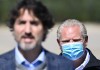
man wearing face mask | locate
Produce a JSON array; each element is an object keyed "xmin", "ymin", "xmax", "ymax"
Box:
[{"xmin": 57, "ymin": 19, "xmax": 100, "ymax": 70}]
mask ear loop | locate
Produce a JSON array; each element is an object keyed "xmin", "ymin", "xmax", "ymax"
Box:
[
  {"xmin": 82, "ymin": 35, "xmax": 88, "ymax": 52},
  {"xmin": 84, "ymin": 35, "xmax": 88, "ymax": 43},
  {"xmin": 81, "ymin": 34, "xmax": 88, "ymax": 43}
]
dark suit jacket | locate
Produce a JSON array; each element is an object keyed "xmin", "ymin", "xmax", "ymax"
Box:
[
  {"xmin": 0, "ymin": 48, "xmax": 74, "ymax": 70},
  {"xmin": 59, "ymin": 48, "xmax": 100, "ymax": 70},
  {"xmin": 0, "ymin": 50, "xmax": 15, "ymax": 70},
  {"xmin": 84, "ymin": 48, "xmax": 100, "ymax": 70}
]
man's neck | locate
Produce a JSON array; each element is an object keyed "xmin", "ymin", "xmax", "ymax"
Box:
[
  {"xmin": 19, "ymin": 46, "xmax": 42, "ymax": 63},
  {"xmin": 74, "ymin": 50, "xmax": 87, "ymax": 68}
]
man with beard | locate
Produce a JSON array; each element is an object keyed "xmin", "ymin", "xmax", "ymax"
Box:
[{"xmin": 0, "ymin": 0, "xmax": 74, "ymax": 70}]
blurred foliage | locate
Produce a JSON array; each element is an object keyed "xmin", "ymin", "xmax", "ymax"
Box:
[
  {"xmin": 0, "ymin": 0, "xmax": 18, "ymax": 24},
  {"xmin": 0, "ymin": 0, "xmax": 100, "ymax": 24},
  {"xmin": 42, "ymin": 0, "xmax": 100, "ymax": 22}
]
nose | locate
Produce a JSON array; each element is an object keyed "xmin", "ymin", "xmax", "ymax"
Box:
[{"xmin": 25, "ymin": 22, "xmax": 31, "ymax": 34}]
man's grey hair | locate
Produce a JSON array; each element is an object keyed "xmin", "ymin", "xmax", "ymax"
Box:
[{"xmin": 57, "ymin": 19, "xmax": 87, "ymax": 40}]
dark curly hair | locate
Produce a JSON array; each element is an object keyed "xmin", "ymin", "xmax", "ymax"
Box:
[{"xmin": 7, "ymin": 0, "xmax": 54, "ymax": 41}]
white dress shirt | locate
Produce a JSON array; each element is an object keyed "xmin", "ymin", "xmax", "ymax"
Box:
[
  {"xmin": 15, "ymin": 46, "xmax": 46, "ymax": 70},
  {"xmin": 75, "ymin": 50, "xmax": 90, "ymax": 70}
]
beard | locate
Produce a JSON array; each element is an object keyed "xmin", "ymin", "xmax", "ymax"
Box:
[
  {"xmin": 18, "ymin": 37, "xmax": 42, "ymax": 51},
  {"xmin": 18, "ymin": 42, "xmax": 36, "ymax": 51},
  {"xmin": 13, "ymin": 31, "xmax": 43, "ymax": 51}
]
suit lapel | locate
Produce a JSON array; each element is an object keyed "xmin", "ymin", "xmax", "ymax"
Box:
[{"xmin": 44, "ymin": 49, "xmax": 59, "ymax": 70}]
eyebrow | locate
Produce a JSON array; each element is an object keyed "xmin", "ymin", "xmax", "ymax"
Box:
[{"xmin": 61, "ymin": 38, "xmax": 82, "ymax": 42}]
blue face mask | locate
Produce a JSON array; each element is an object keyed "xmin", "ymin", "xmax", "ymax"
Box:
[{"xmin": 61, "ymin": 42, "xmax": 84, "ymax": 60}]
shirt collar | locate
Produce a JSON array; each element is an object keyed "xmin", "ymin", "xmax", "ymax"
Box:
[
  {"xmin": 15, "ymin": 46, "xmax": 46, "ymax": 66},
  {"xmin": 15, "ymin": 46, "xmax": 26, "ymax": 65},
  {"xmin": 31, "ymin": 49, "xmax": 46, "ymax": 64},
  {"xmin": 75, "ymin": 49, "xmax": 90, "ymax": 70}
]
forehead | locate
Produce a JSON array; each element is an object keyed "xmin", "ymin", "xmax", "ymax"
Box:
[
  {"xmin": 60, "ymin": 25, "xmax": 82, "ymax": 39},
  {"xmin": 18, "ymin": 8, "xmax": 39, "ymax": 20},
  {"xmin": 19, "ymin": 8, "xmax": 33, "ymax": 16}
]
